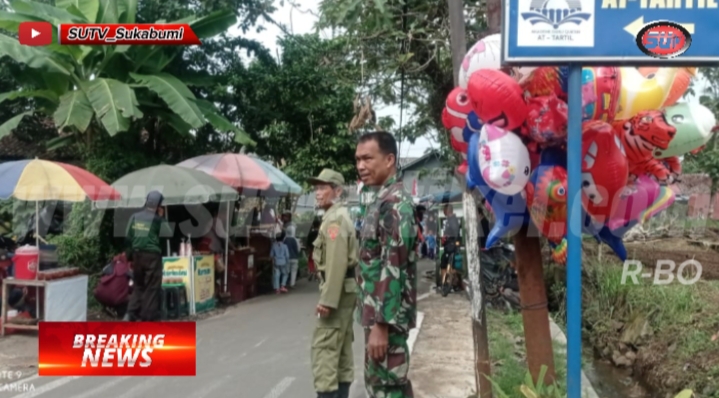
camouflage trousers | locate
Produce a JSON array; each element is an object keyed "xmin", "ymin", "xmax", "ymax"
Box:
[{"xmin": 363, "ymin": 327, "xmax": 414, "ymax": 398}]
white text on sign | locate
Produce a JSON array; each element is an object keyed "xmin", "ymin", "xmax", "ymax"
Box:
[{"xmin": 602, "ymin": 0, "xmax": 718, "ymax": 8}]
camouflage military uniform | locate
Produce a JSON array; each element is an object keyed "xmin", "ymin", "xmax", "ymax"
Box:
[{"xmin": 357, "ymin": 174, "xmax": 418, "ymax": 398}]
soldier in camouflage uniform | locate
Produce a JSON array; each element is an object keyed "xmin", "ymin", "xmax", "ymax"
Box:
[
  {"xmin": 308, "ymin": 169, "xmax": 359, "ymax": 398},
  {"xmin": 355, "ymin": 132, "xmax": 418, "ymax": 398}
]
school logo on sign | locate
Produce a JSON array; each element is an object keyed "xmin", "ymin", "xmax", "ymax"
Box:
[{"xmin": 517, "ymin": 0, "xmax": 595, "ymax": 48}]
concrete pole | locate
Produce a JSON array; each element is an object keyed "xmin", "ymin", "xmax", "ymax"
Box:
[{"xmin": 447, "ymin": 1, "xmax": 493, "ymax": 396}]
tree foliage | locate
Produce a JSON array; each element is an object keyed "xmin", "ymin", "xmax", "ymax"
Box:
[
  {"xmin": 223, "ymin": 33, "xmax": 361, "ymax": 185},
  {"xmin": 683, "ymin": 68, "xmax": 719, "ymax": 195},
  {"xmin": 316, "ymin": 0, "xmax": 491, "ymax": 163},
  {"xmin": 0, "ymin": 0, "xmax": 253, "ymax": 150}
]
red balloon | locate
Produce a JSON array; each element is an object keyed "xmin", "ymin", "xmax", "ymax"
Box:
[
  {"xmin": 526, "ymin": 140, "xmax": 541, "ymax": 169},
  {"xmin": 581, "ymin": 120, "xmax": 629, "ymax": 222},
  {"xmin": 450, "ymin": 132, "xmax": 468, "ymax": 154},
  {"xmin": 467, "ymin": 69, "xmax": 528, "ymax": 132},
  {"xmin": 582, "ymin": 66, "xmax": 621, "ymax": 122},
  {"xmin": 521, "ymin": 67, "xmax": 567, "ymax": 100},
  {"xmin": 612, "ymin": 110, "xmax": 677, "ymax": 184},
  {"xmin": 524, "ymin": 95, "xmax": 568, "ymax": 145},
  {"xmin": 443, "ymin": 87, "xmax": 473, "ymax": 155}
]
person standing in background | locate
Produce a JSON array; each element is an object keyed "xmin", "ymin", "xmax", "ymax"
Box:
[
  {"xmin": 308, "ymin": 168, "xmax": 358, "ymax": 398},
  {"xmin": 270, "ymin": 233, "xmax": 290, "ymax": 294},
  {"xmin": 425, "ymin": 232, "xmax": 437, "ymax": 260},
  {"xmin": 306, "ymin": 217, "xmax": 321, "ymax": 281},
  {"xmin": 125, "ymin": 191, "xmax": 172, "ymax": 321},
  {"xmin": 355, "ymin": 131, "xmax": 417, "ymax": 398},
  {"xmin": 439, "ymin": 204, "xmax": 460, "ymax": 290},
  {"xmin": 282, "ymin": 211, "xmax": 297, "ymax": 238},
  {"xmin": 284, "ymin": 229, "xmax": 300, "ymax": 288}
]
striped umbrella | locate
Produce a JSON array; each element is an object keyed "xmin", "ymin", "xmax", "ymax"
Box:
[
  {"xmin": 0, "ymin": 158, "xmax": 120, "ymax": 250},
  {"xmin": 176, "ymin": 153, "xmax": 302, "ymax": 196},
  {"xmin": 0, "ymin": 159, "xmax": 120, "ymax": 202}
]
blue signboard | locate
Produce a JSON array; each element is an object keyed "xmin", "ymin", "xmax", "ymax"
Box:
[{"xmin": 502, "ymin": 0, "xmax": 719, "ymax": 65}]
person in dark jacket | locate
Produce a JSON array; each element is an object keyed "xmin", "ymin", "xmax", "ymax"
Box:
[
  {"xmin": 124, "ymin": 191, "xmax": 172, "ymax": 321},
  {"xmin": 306, "ymin": 217, "xmax": 321, "ymax": 281}
]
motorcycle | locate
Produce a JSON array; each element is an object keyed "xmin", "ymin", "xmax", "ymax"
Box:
[{"xmin": 480, "ymin": 241, "xmax": 520, "ymax": 311}]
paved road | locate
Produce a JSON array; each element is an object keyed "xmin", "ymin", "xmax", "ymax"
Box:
[{"xmin": 1, "ymin": 260, "xmax": 435, "ymax": 398}]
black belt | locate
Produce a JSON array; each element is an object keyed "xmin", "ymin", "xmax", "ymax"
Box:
[{"xmin": 319, "ymin": 267, "xmax": 355, "ymax": 280}]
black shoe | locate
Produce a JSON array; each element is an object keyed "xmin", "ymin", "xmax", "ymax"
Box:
[
  {"xmin": 317, "ymin": 391, "xmax": 338, "ymax": 398},
  {"xmin": 338, "ymin": 382, "xmax": 351, "ymax": 398}
]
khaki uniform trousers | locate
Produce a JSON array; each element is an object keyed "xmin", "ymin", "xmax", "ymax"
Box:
[{"xmin": 311, "ymin": 278, "xmax": 357, "ymax": 392}]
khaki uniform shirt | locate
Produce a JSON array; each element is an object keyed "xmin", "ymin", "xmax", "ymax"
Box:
[{"xmin": 313, "ymin": 202, "xmax": 358, "ymax": 309}]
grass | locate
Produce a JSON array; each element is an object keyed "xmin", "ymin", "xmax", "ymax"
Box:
[
  {"xmin": 486, "ymin": 309, "xmax": 569, "ymax": 397},
  {"xmin": 549, "ymin": 257, "xmax": 719, "ymax": 395}
]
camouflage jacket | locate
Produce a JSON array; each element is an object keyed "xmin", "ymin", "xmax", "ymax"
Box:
[{"xmin": 356, "ymin": 173, "xmax": 418, "ymax": 333}]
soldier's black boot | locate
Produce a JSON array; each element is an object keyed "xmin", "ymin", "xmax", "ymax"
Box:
[
  {"xmin": 316, "ymin": 391, "xmax": 338, "ymax": 398},
  {"xmin": 338, "ymin": 382, "xmax": 351, "ymax": 398}
]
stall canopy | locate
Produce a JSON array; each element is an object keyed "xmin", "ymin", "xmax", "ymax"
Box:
[
  {"xmin": 176, "ymin": 153, "xmax": 302, "ymax": 197},
  {"xmin": 94, "ymin": 164, "xmax": 239, "ymax": 209},
  {"xmin": 0, "ymin": 158, "xmax": 120, "ymax": 248}
]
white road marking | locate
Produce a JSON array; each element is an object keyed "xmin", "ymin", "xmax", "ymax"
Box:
[
  {"xmin": 254, "ymin": 338, "xmax": 267, "ymax": 348},
  {"xmin": 261, "ymin": 377, "xmax": 295, "ymax": 398},
  {"xmin": 114, "ymin": 377, "xmax": 160, "ymax": 398},
  {"xmin": 8, "ymin": 376, "xmax": 80, "ymax": 398},
  {"xmin": 407, "ymin": 311, "xmax": 425, "ymax": 355},
  {"xmin": 417, "ymin": 292, "xmax": 431, "ymax": 302},
  {"xmin": 195, "ymin": 374, "xmax": 232, "ymax": 398},
  {"xmin": 71, "ymin": 377, "xmax": 130, "ymax": 398}
]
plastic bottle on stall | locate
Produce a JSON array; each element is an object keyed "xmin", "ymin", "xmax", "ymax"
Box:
[
  {"xmin": 186, "ymin": 235, "xmax": 193, "ymax": 257},
  {"xmin": 180, "ymin": 239, "xmax": 186, "ymax": 257}
]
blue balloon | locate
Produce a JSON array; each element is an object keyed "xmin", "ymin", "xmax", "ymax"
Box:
[
  {"xmin": 463, "ymin": 111, "xmax": 483, "ymax": 143},
  {"xmin": 581, "ymin": 212, "xmax": 628, "ymax": 261},
  {"xmin": 557, "ymin": 66, "xmax": 570, "ymax": 94},
  {"xmin": 467, "ymin": 132, "xmax": 530, "ymax": 247}
]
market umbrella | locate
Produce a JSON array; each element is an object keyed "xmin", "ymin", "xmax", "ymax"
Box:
[
  {"xmin": 0, "ymin": 158, "xmax": 121, "ymax": 249},
  {"xmin": 94, "ymin": 164, "xmax": 239, "ymax": 209},
  {"xmin": 176, "ymin": 153, "xmax": 302, "ymax": 196}
]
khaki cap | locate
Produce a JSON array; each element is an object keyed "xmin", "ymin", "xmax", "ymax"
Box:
[{"xmin": 308, "ymin": 168, "xmax": 345, "ymax": 186}]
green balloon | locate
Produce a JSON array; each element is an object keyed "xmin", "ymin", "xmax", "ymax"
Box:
[{"xmin": 655, "ymin": 102, "xmax": 715, "ymax": 159}]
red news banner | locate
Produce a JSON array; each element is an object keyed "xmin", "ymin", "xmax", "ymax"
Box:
[
  {"xmin": 58, "ymin": 23, "xmax": 201, "ymax": 46},
  {"xmin": 39, "ymin": 322, "xmax": 196, "ymax": 376}
]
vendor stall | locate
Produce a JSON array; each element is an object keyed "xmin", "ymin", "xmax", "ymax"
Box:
[
  {"xmin": 177, "ymin": 153, "xmax": 302, "ymax": 300},
  {"xmin": 95, "ymin": 164, "xmax": 239, "ymax": 315},
  {"xmin": 0, "ymin": 159, "xmax": 120, "ymax": 331}
]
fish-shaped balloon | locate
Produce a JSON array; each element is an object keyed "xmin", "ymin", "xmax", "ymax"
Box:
[
  {"xmin": 525, "ymin": 147, "xmax": 568, "ymax": 245},
  {"xmin": 467, "ymin": 131, "xmax": 530, "ymax": 247}
]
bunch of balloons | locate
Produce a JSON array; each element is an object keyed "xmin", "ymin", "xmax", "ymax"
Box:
[{"xmin": 442, "ymin": 33, "xmax": 716, "ymax": 265}]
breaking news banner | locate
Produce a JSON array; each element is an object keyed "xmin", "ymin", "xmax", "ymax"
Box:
[
  {"xmin": 38, "ymin": 322, "xmax": 196, "ymax": 376},
  {"xmin": 58, "ymin": 24, "xmax": 201, "ymax": 46}
]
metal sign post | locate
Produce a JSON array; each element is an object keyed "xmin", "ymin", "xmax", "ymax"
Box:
[{"xmin": 502, "ymin": 0, "xmax": 719, "ymax": 396}]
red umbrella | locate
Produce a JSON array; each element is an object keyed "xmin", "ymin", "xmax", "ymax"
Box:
[{"xmin": 176, "ymin": 154, "xmax": 302, "ymax": 195}]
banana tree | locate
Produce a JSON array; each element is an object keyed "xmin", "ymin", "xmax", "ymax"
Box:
[{"xmin": 0, "ymin": 0, "xmax": 254, "ymax": 147}]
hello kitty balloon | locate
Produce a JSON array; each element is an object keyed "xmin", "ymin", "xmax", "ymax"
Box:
[
  {"xmin": 459, "ymin": 34, "xmax": 501, "ymax": 89},
  {"xmin": 477, "ymin": 124, "xmax": 532, "ymax": 195}
]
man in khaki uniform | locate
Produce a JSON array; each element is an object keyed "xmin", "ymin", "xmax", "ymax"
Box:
[{"xmin": 308, "ymin": 169, "xmax": 359, "ymax": 398}]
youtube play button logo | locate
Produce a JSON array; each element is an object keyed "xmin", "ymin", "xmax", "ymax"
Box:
[{"xmin": 19, "ymin": 22, "xmax": 53, "ymax": 46}]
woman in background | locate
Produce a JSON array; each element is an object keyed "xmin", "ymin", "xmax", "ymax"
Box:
[{"xmin": 305, "ymin": 217, "xmax": 321, "ymax": 281}]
